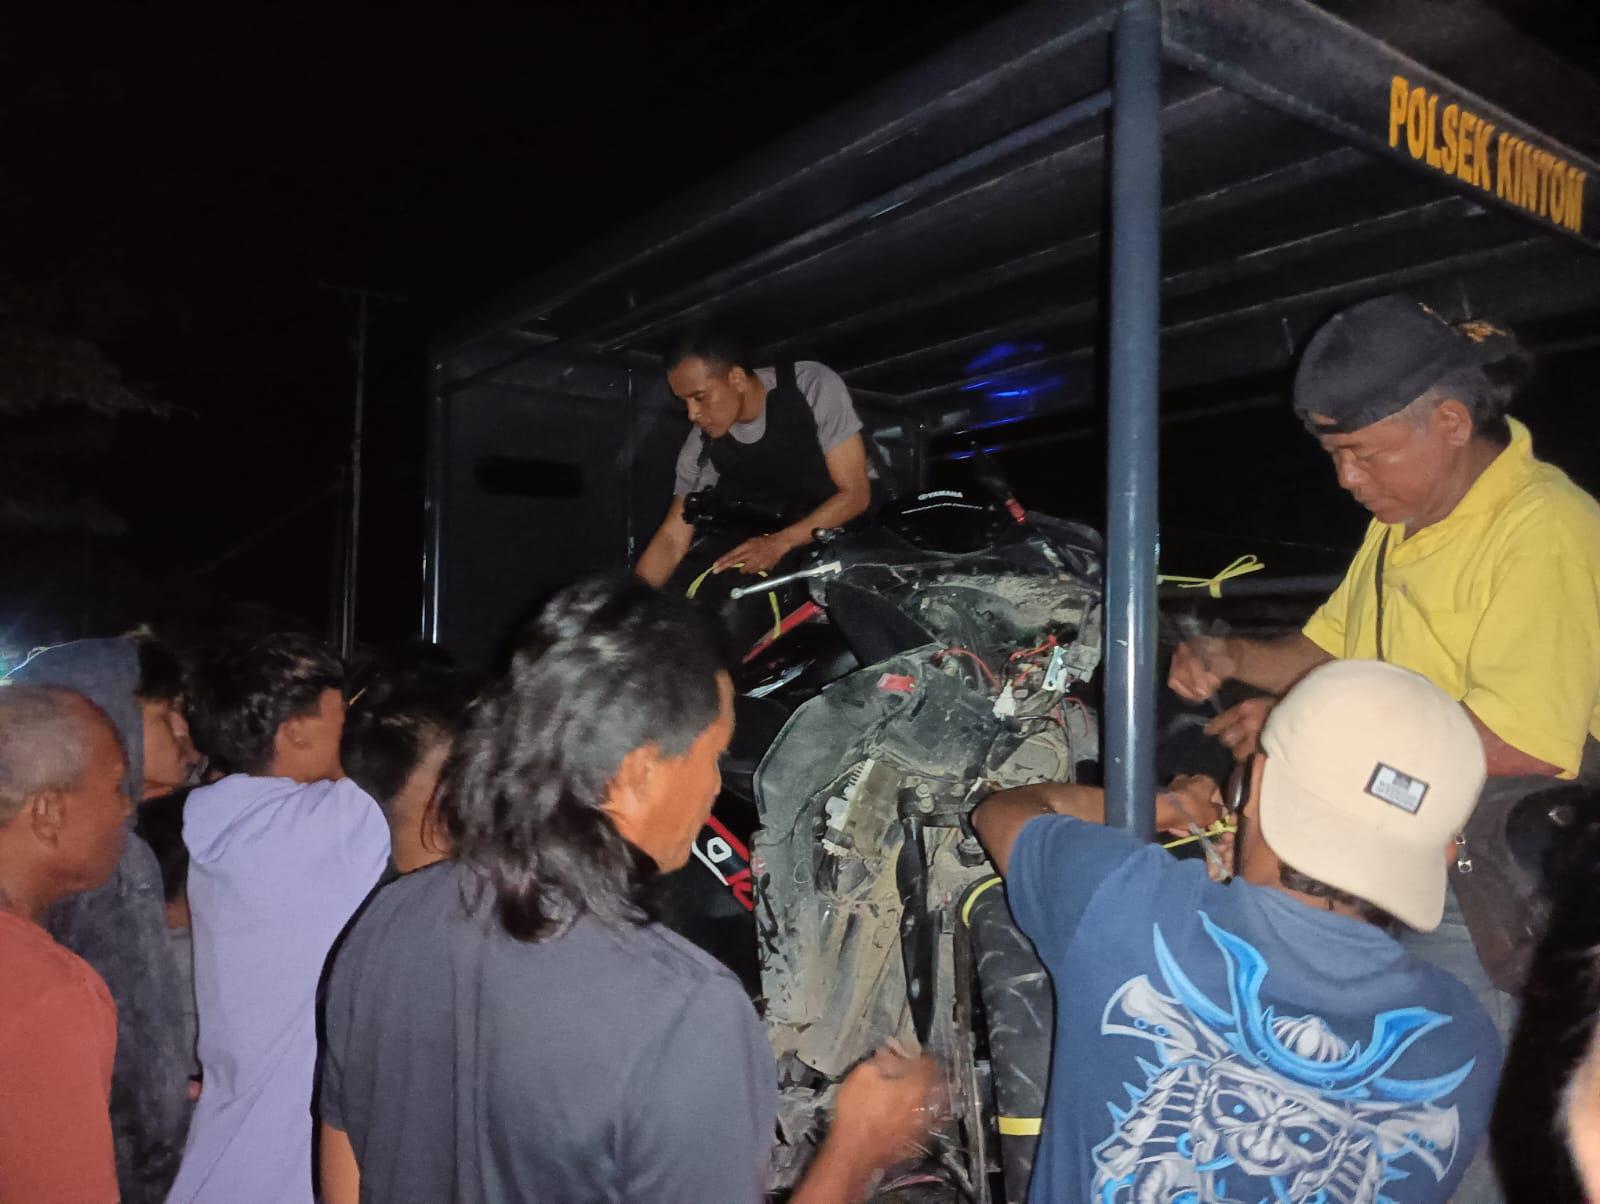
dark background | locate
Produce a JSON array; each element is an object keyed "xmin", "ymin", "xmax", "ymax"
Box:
[{"xmin": 2, "ymin": 0, "xmax": 1597, "ymax": 661}]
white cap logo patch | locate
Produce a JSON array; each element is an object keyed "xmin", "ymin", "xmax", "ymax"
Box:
[{"xmin": 1366, "ymin": 763, "xmax": 1429, "ymax": 813}]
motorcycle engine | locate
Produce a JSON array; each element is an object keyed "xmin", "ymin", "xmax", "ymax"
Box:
[{"xmin": 752, "ymin": 619, "xmax": 1099, "ymax": 1181}]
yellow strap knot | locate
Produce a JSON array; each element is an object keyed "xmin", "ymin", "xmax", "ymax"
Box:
[
  {"xmin": 1160, "ymin": 818, "xmax": 1237, "ymax": 850},
  {"xmin": 1158, "ymin": 554, "xmax": 1265, "ymax": 599}
]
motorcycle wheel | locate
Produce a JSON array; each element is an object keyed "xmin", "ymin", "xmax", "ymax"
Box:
[{"xmin": 953, "ymin": 875, "xmax": 1054, "ymax": 1204}]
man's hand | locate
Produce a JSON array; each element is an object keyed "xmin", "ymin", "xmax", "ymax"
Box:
[
  {"xmin": 1158, "ymin": 774, "xmax": 1232, "ymax": 880},
  {"xmin": 791, "ymin": 1048, "xmax": 945, "ymax": 1204},
  {"xmin": 1156, "ymin": 774, "xmax": 1225, "ymax": 835},
  {"xmin": 832, "ymin": 1048, "xmax": 944, "ymax": 1165},
  {"xmin": 1168, "ymin": 637, "xmax": 1237, "ymax": 702},
  {"xmin": 713, "ymin": 530, "xmax": 800, "ymax": 575},
  {"xmin": 1204, "ymin": 696, "xmax": 1274, "ymax": 760}
]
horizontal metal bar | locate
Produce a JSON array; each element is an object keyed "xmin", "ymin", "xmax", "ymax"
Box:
[
  {"xmin": 601, "ymin": 83, "xmax": 1285, "ymax": 361},
  {"xmin": 442, "ymin": 87, "xmax": 1118, "ymax": 399},
  {"xmin": 764, "ymin": 146, "xmax": 1372, "ymax": 363},
  {"xmin": 1163, "ymin": 0, "xmax": 1600, "ymax": 250},
  {"xmin": 929, "ymin": 393, "xmax": 1281, "ymax": 459},
  {"xmin": 895, "ymin": 234, "xmax": 1545, "ymax": 406},
  {"xmin": 435, "ymin": 0, "xmax": 1120, "ymax": 358},
  {"xmin": 1142, "ymin": 235, "xmax": 1546, "ymax": 343},
  {"xmin": 588, "ymin": 89, "xmax": 1115, "ymax": 347},
  {"xmin": 838, "ymin": 194, "xmax": 1478, "ymax": 382}
]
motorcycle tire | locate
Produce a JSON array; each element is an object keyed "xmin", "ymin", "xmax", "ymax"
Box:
[{"xmin": 959, "ymin": 876, "xmax": 1053, "ymax": 1204}]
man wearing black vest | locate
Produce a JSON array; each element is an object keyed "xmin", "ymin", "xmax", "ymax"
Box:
[{"xmin": 636, "ymin": 332, "xmax": 873, "ymax": 587}]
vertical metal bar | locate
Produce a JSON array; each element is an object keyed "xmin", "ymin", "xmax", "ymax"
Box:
[
  {"xmin": 623, "ymin": 368, "xmax": 639, "ymax": 563},
  {"xmin": 421, "ymin": 359, "xmax": 447, "ymax": 644},
  {"xmin": 339, "ymin": 293, "xmax": 369, "ymax": 660},
  {"xmin": 913, "ymin": 415, "xmax": 930, "ymax": 492},
  {"xmin": 1104, "ymin": 0, "xmax": 1162, "ymax": 839}
]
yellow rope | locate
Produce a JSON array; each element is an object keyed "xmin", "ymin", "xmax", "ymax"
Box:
[
  {"xmin": 1160, "ymin": 818, "xmax": 1236, "ymax": 849},
  {"xmin": 685, "ymin": 565, "xmax": 716, "ymax": 600},
  {"xmin": 685, "ymin": 565, "xmax": 782, "ymax": 640},
  {"xmin": 765, "ymin": 591, "xmax": 781, "ymax": 640},
  {"xmin": 1158, "ymin": 554, "xmax": 1266, "ymax": 599}
]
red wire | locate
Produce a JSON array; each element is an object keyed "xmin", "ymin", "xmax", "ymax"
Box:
[
  {"xmin": 1008, "ymin": 635, "xmax": 1057, "ymax": 664},
  {"xmin": 933, "ymin": 646, "xmax": 999, "ymax": 687}
]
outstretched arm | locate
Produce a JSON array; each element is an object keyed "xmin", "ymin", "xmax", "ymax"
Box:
[
  {"xmin": 790, "ymin": 1050, "xmax": 943, "ymax": 1204},
  {"xmin": 1169, "ymin": 633, "xmax": 1331, "ymax": 701},
  {"xmin": 636, "ymin": 495, "xmax": 695, "ymax": 588},
  {"xmin": 972, "ymin": 778, "xmax": 1222, "ymax": 875}
]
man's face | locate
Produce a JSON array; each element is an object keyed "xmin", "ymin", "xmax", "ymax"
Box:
[
  {"xmin": 667, "ymin": 356, "xmax": 748, "ymax": 440},
  {"xmin": 59, "ymin": 715, "xmax": 134, "ymax": 892},
  {"xmin": 141, "ymin": 696, "xmax": 203, "ymax": 799},
  {"xmin": 1312, "ymin": 401, "xmax": 1462, "ymax": 529},
  {"xmin": 626, "ymin": 673, "xmax": 735, "ymax": 872}
]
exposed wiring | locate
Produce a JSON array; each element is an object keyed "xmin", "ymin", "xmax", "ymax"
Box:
[
  {"xmin": 1007, "ymin": 635, "xmax": 1057, "ymax": 664},
  {"xmin": 1058, "ymin": 696, "xmax": 1092, "ymax": 722},
  {"xmin": 932, "ymin": 646, "xmax": 999, "ymax": 688}
]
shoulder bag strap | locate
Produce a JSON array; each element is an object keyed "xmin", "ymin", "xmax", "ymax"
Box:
[{"xmin": 1373, "ymin": 531, "xmax": 1390, "ymax": 662}]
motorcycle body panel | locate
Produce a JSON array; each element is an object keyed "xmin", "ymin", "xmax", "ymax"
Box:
[{"xmin": 748, "ymin": 512, "xmax": 1102, "ymax": 1191}]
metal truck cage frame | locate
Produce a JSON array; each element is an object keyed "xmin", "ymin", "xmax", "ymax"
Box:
[{"xmin": 424, "ymin": 0, "xmax": 1600, "ymax": 836}]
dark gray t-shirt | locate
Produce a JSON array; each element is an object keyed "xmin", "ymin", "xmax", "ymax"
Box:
[{"xmin": 320, "ymin": 861, "xmax": 777, "ymax": 1204}]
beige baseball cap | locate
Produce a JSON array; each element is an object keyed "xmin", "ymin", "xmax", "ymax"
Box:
[{"xmin": 1257, "ymin": 660, "xmax": 1486, "ymax": 932}]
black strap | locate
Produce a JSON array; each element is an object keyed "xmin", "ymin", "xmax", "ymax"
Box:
[{"xmin": 1373, "ymin": 531, "xmax": 1390, "ymax": 662}]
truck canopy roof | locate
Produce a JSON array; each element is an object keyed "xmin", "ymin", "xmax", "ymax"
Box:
[{"xmin": 427, "ymin": 0, "xmax": 1600, "ymax": 676}]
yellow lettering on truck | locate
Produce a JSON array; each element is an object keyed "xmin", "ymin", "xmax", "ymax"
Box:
[
  {"xmin": 1456, "ymin": 111, "xmax": 1477, "ymax": 182},
  {"xmin": 1496, "ymin": 133, "xmax": 1516, "ymax": 201},
  {"xmin": 1408, "ymin": 87, "xmax": 1429, "ymax": 160},
  {"xmin": 1442, "ymin": 104, "xmax": 1461, "ymax": 175},
  {"xmin": 1475, "ymin": 122, "xmax": 1494, "ymax": 189},
  {"xmin": 1383, "ymin": 75, "xmax": 1584, "ymax": 236},
  {"xmin": 1567, "ymin": 168, "xmax": 1587, "ymax": 232},
  {"xmin": 1389, "ymin": 77, "xmax": 1410, "ymax": 148}
]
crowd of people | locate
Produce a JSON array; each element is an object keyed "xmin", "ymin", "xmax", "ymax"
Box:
[
  {"xmin": 1, "ymin": 292, "xmax": 1599, "ymax": 1203},
  {"xmin": 0, "ymin": 585, "xmax": 942, "ymax": 1204}
]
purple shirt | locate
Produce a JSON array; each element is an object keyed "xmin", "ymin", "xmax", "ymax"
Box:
[{"xmin": 169, "ymin": 775, "xmax": 389, "ymax": 1204}]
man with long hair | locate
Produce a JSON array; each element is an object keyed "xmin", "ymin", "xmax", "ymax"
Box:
[{"xmin": 320, "ymin": 577, "xmax": 937, "ymax": 1202}]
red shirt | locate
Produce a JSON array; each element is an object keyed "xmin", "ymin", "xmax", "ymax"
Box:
[{"xmin": 0, "ymin": 909, "xmax": 118, "ymax": 1203}]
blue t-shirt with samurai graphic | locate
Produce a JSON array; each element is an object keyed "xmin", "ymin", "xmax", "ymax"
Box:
[{"xmin": 1006, "ymin": 816, "xmax": 1501, "ymax": 1204}]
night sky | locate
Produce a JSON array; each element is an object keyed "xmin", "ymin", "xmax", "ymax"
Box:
[{"xmin": 2, "ymin": 0, "xmax": 1597, "ymax": 658}]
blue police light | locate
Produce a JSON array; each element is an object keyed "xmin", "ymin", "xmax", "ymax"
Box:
[{"xmin": 963, "ymin": 340, "xmax": 1046, "ymax": 374}]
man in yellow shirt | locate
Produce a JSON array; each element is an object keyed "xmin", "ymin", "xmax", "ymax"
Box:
[
  {"xmin": 1171, "ymin": 296, "xmax": 1600, "ymax": 781},
  {"xmin": 1170, "ymin": 295, "xmax": 1600, "ymax": 1010}
]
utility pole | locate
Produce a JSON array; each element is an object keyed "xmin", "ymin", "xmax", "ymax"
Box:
[{"xmin": 322, "ymin": 283, "xmax": 405, "ymax": 660}]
